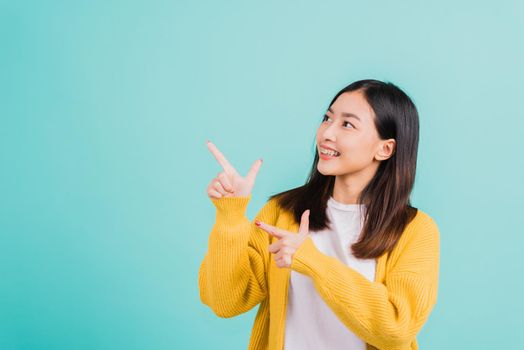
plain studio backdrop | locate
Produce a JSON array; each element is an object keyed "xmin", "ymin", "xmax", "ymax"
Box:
[{"xmin": 1, "ymin": 0, "xmax": 523, "ymax": 349}]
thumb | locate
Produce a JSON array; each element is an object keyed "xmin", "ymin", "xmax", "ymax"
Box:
[
  {"xmin": 298, "ymin": 209, "xmax": 310, "ymax": 237},
  {"xmin": 246, "ymin": 158, "xmax": 263, "ymax": 183}
]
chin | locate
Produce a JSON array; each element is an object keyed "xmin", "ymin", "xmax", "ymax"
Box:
[{"xmin": 317, "ymin": 164, "xmax": 336, "ymax": 176}]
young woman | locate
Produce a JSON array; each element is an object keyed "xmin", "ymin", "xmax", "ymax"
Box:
[{"xmin": 199, "ymin": 79, "xmax": 440, "ymax": 350}]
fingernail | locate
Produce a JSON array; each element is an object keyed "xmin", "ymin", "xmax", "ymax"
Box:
[
  {"xmin": 260, "ymin": 158, "xmax": 263, "ymax": 163},
  {"xmin": 255, "ymin": 220, "xmax": 261, "ymax": 226}
]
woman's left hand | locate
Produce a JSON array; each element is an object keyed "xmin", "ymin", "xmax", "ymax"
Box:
[{"xmin": 255, "ymin": 209, "xmax": 310, "ymax": 268}]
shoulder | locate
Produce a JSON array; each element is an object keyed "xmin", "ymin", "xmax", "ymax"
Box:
[
  {"xmin": 390, "ymin": 208, "xmax": 440, "ymax": 256},
  {"xmin": 259, "ymin": 196, "xmax": 298, "ymax": 230},
  {"xmin": 254, "ymin": 196, "xmax": 284, "ymax": 224},
  {"xmin": 412, "ymin": 209, "xmax": 439, "ymax": 233},
  {"xmin": 386, "ymin": 208, "xmax": 440, "ymax": 274},
  {"xmin": 403, "ymin": 208, "xmax": 440, "ymax": 247}
]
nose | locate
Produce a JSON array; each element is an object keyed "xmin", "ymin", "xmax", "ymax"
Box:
[{"xmin": 320, "ymin": 121, "xmax": 337, "ymax": 141}]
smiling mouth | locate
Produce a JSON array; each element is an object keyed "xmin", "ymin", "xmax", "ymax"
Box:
[{"xmin": 319, "ymin": 147, "xmax": 341, "ymax": 157}]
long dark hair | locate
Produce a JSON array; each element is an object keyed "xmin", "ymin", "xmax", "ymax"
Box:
[{"xmin": 268, "ymin": 79, "xmax": 420, "ymax": 259}]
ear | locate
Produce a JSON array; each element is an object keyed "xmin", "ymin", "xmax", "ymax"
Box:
[{"xmin": 375, "ymin": 138, "xmax": 396, "ymax": 161}]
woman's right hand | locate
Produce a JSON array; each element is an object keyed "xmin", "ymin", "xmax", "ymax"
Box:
[{"xmin": 206, "ymin": 140, "xmax": 263, "ymax": 199}]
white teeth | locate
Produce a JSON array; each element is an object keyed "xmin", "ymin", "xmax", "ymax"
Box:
[{"xmin": 320, "ymin": 148, "xmax": 340, "ymax": 157}]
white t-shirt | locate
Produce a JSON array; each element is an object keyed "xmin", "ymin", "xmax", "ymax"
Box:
[{"xmin": 284, "ymin": 196, "xmax": 376, "ymax": 350}]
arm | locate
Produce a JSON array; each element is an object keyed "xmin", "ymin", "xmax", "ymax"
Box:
[
  {"xmin": 290, "ymin": 214, "xmax": 440, "ymax": 350},
  {"xmin": 198, "ymin": 195, "xmax": 278, "ymax": 318}
]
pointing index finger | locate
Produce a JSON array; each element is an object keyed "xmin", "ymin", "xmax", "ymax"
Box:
[
  {"xmin": 255, "ymin": 221, "xmax": 288, "ymax": 239},
  {"xmin": 207, "ymin": 141, "xmax": 238, "ymax": 175}
]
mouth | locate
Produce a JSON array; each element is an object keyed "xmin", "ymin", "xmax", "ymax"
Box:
[{"xmin": 318, "ymin": 147, "xmax": 341, "ymax": 160}]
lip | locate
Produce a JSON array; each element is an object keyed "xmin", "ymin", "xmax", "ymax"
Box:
[
  {"xmin": 319, "ymin": 151, "xmax": 340, "ymax": 160},
  {"xmin": 319, "ymin": 144, "xmax": 338, "ymax": 152}
]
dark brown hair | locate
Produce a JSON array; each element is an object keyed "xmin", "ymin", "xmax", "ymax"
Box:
[{"xmin": 268, "ymin": 79, "xmax": 420, "ymax": 259}]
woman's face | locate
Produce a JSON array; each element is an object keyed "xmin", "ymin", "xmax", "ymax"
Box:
[{"xmin": 316, "ymin": 90, "xmax": 395, "ymax": 177}]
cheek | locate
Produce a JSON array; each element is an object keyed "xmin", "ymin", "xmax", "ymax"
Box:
[
  {"xmin": 316, "ymin": 127, "xmax": 324, "ymax": 140},
  {"xmin": 339, "ymin": 140, "xmax": 375, "ymax": 162}
]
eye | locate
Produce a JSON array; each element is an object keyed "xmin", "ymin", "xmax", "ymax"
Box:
[
  {"xmin": 322, "ymin": 114, "xmax": 354, "ymax": 129},
  {"xmin": 343, "ymin": 121, "xmax": 354, "ymax": 129}
]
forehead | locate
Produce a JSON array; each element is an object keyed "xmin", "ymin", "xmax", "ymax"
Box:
[{"xmin": 329, "ymin": 91, "xmax": 374, "ymax": 123}]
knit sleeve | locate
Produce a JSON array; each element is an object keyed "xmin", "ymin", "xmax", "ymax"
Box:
[
  {"xmin": 198, "ymin": 195, "xmax": 277, "ymax": 318},
  {"xmin": 290, "ymin": 215, "xmax": 440, "ymax": 350}
]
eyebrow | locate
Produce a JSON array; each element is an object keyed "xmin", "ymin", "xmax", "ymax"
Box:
[{"xmin": 327, "ymin": 107, "xmax": 361, "ymax": 122}]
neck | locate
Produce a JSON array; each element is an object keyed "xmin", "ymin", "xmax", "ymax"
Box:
[{"xmin": 332, "ymin": 163, "xmax": 378, "ymax": 204}]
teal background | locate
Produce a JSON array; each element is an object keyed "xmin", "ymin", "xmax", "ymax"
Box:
[{"xmin": 1, "ymin": 0, "xmax": 523, "ymax": 349}]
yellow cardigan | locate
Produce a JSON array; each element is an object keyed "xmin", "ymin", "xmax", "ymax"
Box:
[{"xmin": 198, "ymin": 195, "xmax": 440, "ymax": 350}]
